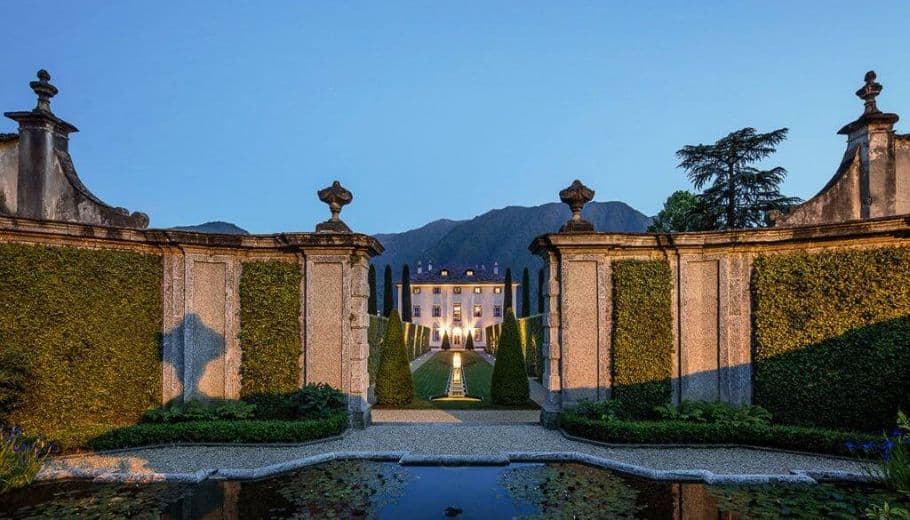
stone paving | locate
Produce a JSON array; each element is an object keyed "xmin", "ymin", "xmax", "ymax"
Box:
[{"xmin": 41, "ymin": 423, "xmax": 873, "ymax": 485}]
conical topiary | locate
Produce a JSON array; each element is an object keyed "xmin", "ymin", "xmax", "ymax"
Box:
[
  {"xmin": 491, "ymin": 309, "xmax": 529, "ymax": 405},
  {"xmin": 441, "ymin": 331, "xmax": 451, "ymax": 351},
  {"xmin": 465, "ymin": 331, "xmax": 475, "ymax": 351},
  {"xmin": 375, "ymin": 311, "xmax": 414, "ymax": 406}
]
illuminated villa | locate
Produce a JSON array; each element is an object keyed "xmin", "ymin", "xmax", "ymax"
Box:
[{"xmin": 395, "ymin": 261, "xmax": 518, "ymax": 350}]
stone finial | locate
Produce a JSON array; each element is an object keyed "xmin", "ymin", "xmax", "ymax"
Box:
[
  {"xmin": 30, "ymin": 69, "xmax": 58, "ymax": 113},
  {"xmin": 559, "ymin": 179, "xmax": 595, "ymax": 232},
  {"xmin": 856, "ymin": 70, "xmax": 883, "ymax": 115},
  {"xmin": 315, "ymin": 180, "xmax": 353, "ymax": 233}
]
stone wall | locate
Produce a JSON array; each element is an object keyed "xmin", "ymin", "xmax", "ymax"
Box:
[
  {"xmin": 531, "ymin": 215, "xmax": 910, "ymax": 425},
  {"xmin": 0, "ymin": 215, "xmax": 382, "ymax": 427}
]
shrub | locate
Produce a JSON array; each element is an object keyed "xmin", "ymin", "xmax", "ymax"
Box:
[
  {"xmin": 239, "ymin": 260, "xmax": 302, "ymax": 398},
  {"xmin": 86, "ymin": 416, "xmax": 347, "ymax": 451},
  {"xmin": 1, "ymin": 426, "xmax": 52, "ymax": 493},
  {"xmin": 752, "ymin": 248, "xmax": 910, "ymax": 431},
  {"xmin": 848, "ymin": 411, "xmax": 910, "ymax": 497},
  {"xmin": 653, "ymin": 400, "xmax": 772, "ymax": 427},
  {"xmin": 611, "ymin": 260, "xmax": 673, "ymax": 419},
  {"xmin": 0, "ymin": 244, "xmax": 162, "ymax": 446},
  {"xmin": 441, "ymin": 331, "xmax": 451, "ymax": 351},
  {"xmin": 491, "ymin": 310, "xmax": 530, "ymax": 405},
  {"xmin": 375, "ymin": 311, "xmax": 414, "ymax": 407},
  {"xmin": 243, "ymin": 384, "xmax": 347, "ymax": 420},
  {"xmin": 465, "ymin": 332, "xmax": 475, "ymax": 350},
  {"xmin": 142, "ymin": 400, "xmax": 257, "ymax": 424}
]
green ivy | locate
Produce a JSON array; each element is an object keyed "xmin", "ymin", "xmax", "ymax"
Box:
[
  {"xmin": 0, "ymin": 243, "xmax": 162, "ymax": 447},
  {"xmin": 611, "ymin": 259, "xmax": 673, "ymax": 418},
  {"xmin": 752, "ymin": 248, "xmax": 910, "ymax": 431}
]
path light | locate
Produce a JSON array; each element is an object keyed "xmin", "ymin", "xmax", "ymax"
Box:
[{"xmin": 453, "ymin": 352, "xmax": 462, "ymax": 369}]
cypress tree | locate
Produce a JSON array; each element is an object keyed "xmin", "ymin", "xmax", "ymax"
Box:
[
  {"xmin": 465, "ymin": 331, "xmax": 475, "ymax": 351},
  {"xmin": 537, "ymin": 267, "xmax": 545, "ymax": 314},
  {"xmin": 441, "ymin": 331, "xmax": 451, "ymax": 351},
  {"xmin": 491, "ymin": 309, "xmax": 530, "ymax": 405},
  {"xmin": 383, "ymin": 265, "xmax": 393, "ymax": 317},
  {"xmin": 375, "ymin": 311, "xmax": 414, "ymax": 406},
  {"xmin": 401, "ymin": 265, "xmax": 412, "ymax": 322},
  {"xmin": 368, "ymin": 264, "xmax": 378, "ymax": 315},
  {"xmin": 520, "ymin": 267, "xmax": 530, "ymax": 318},
  {"xmin": 503, "ymin": 268, "xmax": 513, "ymax": 312}
]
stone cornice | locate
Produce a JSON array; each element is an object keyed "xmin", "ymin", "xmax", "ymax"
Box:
[
  {"xmin": 529, "ymin": 214, "xmax": 910, "ymax": 255},
  {"xmin": 0, "ymin": 215, "xmax": 384, "ymax": 256}
]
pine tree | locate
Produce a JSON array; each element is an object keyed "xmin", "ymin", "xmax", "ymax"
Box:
[
  {"xmin": 401, "ymin": 265, "xmax": 412, "ymax": 322},
  {"xmin": 491, "ymin": 309, "xmax": 529, "ymax": 405},
  {"xmin": 441, "ymin": 331, "xmax": 451, "ymax": 351},
  {"xmin": 537, "ymin": 268, "xmax": 545, "ymax": 314},
  {"xmin": 676, "ymin": 128, "xmax": 800, "ymax": 229},
  {"xmin": 383, "ymin": 265, "xmax": 393, "ymax": 317},
  {"xmin": 465, "ymin": 331, "xmax": 475, "ymax": 350},
  {"xmin": 520, "ymin": 267, "xmax": 530, "ymax": 318},
  {"xmin": 375, "ymin": 311, "xmax": 414, "ymax": 406},
  {"xmin": 503, "ymin": 268, "xmax": 513, "ymax": 312},
  {"xmin": 368, "ymin": 264, "xmax": 378, "ymax": 315}
]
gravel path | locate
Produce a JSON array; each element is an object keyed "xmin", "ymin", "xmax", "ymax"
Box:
[{"xmin": 43, "ymin": 423, "xmax": 870, "ymax": 482}]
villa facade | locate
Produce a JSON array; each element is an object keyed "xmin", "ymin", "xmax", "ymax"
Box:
[{"xmin": 396, "ymin": 261, "xmax": 518, "ymax": 350}]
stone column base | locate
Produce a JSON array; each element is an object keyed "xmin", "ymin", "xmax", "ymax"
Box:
[
  {"xmin": 540, "ymin": 408, "xmax": 561, "ymax": 429},
  {"xmin": 350, "ymin": 408, "xmax": 372, "ymax": 429}
]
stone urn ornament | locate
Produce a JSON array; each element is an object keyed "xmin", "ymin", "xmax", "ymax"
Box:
[
  {"xmin": 315, "ymin": 180, "xmax": 353, "ymax": 233},
  {"xmin": 559, "ymin": 179, "xmax": 595, "ymax": 232}
]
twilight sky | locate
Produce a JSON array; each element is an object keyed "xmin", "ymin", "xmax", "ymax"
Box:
[{"xmin": 2, "ymin": 1, "xmax": 909, "ymax": 234}]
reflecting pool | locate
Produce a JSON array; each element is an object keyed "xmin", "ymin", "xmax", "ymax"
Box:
[{"xmin": 0, "ymin": 460, "xmax": 905, "ymax": 519}]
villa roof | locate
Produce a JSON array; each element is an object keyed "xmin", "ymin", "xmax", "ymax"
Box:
[{"xmin": 402, "ymin": 264, "xmax": 515, "ymax": 285}]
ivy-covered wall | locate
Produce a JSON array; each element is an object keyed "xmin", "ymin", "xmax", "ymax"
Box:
[
  {"xmin": 239, "ymin": 260, "xmax": 302, "ymax": 398},
  {"xmin": 367, "ymin": 315, "xmax": 430, "ymax": 384},
  {"xmin": 611, "ymin": 259, "xmax": 673, "ymax": 418},
  {"xmin": 752, "ymin": 247, "xmax": 910, "ymax": 430},
  {"xmin": 0, "ymin": 243, "xmax": 163, "ymax": 446}
]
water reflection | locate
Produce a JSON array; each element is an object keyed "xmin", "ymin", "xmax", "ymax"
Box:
[{"xmin": 0, "ymin": 461, "xmax": 904, "ymax": 519}]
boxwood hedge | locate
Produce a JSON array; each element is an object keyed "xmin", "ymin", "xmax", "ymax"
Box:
[
  {"xmin": 0, "ymin": 243, "xmax": 162, "ymax": 447},
  {"xmin": 752, "ymin": 247, "xmax": 910, "ymax": 431},
  {"xmin": 611, "ymin": 259, "xmax": 673, "ymax": 418},
  {"xmin": 239, "ymin": 260, "xmax": 302, "ymax": 398}
]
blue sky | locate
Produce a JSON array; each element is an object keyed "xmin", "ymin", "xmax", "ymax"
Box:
[{"xmin": 2, "ymin": 1, "xmax": 909, "ymax": 234}]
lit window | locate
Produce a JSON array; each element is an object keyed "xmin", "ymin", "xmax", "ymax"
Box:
[
  {"xmin": 440, "ymin": 269, "xmax": 449, "ymax": 277},
  {"xmin": 454, "ymin": 332, "xmax": 462, "ymax": 345},
  {"xmin": 453, "ymin": 286, "xmax": 462, "ymax": 294},
  {"xmin": 453, "ymin": 303, "xmax": 462, "ymax": 321},
  {"xmin": 474, "ymin": 329, "xmax": 482, "ymax": 342},
  {"xmin": 473, "ymin": 287, "xmax": 482, "ymax": 294},
  {"xmin": 412, "ymin": 287, "xmax": 421, "ymax": 294},
  {"xmin": 466, "ymin": 269, "xmax": 475, "ymax": 276},
  {"xmin": 473, "ymin": 304, "xmax": 482, "ymax": 317},
  {"xmin": 413, "ymin": 305, "xmax": 421, "ymax": 317},
  {"xmin": 433, "ymin": 287, "xmax": 441, "ymax": 294},
  {"xmin": 432, "ymin": 305, "xmax": 441, "ymax": 317},
  {"xmin": 494, "ymin": 305, "xmax": 502, "ymax": 317},
  {"xmin": 494, "ymin": 287, "xmax": 502, "ymax": 294}
]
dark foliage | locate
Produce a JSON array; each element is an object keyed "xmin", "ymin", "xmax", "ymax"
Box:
[
  {"xmin": 401, "ymin": 265, "xmax": 412, "ymax": 322},
  {"xmin": 647, "ymin": 190, "xmax": 712, "ymax": 232},
  {"xmin": 465, "ymin": 332, "xmax": 475, "ymax": 351},
  {"xmin": 383, "ymin": 265, "xmax": 394, "ymax": 317},
  {"xmin": 368, "ymin": 264, "xmax": 377, "ymax": 315},
  {"xmin": 504, "ymin": 268, "xmax": 513, "ymax": 312},
  {"xmin": 441, "ymin": 331, "xmax": 451, "ymax": 351},
  {"xmin": 243, "ymin": 384, "xmax": 347, "ymax": 421},
  {"xmin": 491, "ymin": 310, "xmax": 530, "ymax": 405},
  {"xmin": 520, "ymin": 267, "xmax": 531, "ymax": 318},
  {"xmin": 374, "ymin": 311, "xmax": 414, "ymax": 407},
  {"xmin": 537, "ymin": 268, "xmax": 545, "ymax": 314}
]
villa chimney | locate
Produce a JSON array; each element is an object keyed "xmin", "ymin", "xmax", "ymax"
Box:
[
  {"xmin": 417, "ymin": 261, "xmax": 423, "ymax": 274},
  {"xmin": 493, "ymin": 261, "xmax": 499, "ymax": 275},
  {"xmin": 428, "ymin": 260, "xmax": 433, "ymax": 272}
]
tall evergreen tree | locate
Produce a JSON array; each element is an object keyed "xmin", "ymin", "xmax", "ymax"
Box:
[
  {"xmin": 520, "ymin": 267, "xmax": 531, "ymax": 318},
  {"xmin": 374, "ymin": 310, "xmax": 414, "ymax": 406},
  {"xmin": 368, "ymin": 264, "xmax": 377, "ymax": 315},
  {"xmin": 537, "ymin": 268, "xmax": 545, "ymax": 314},
  {"xmin": 401, "ymin": 265, "xmax": 412, "ymax": 322},
  {"xmin": 491, "ymin": 309, "xmax": 530, "ymax": 405},
  {"xmin": 503, "ymin": 268, "xmax": 513, "ymax": 312},
  {"xmin": 647, "ymin": 190, "xmax": 711, "ymax": 232},
  {"xmin": 465, "ymin": 331, "xmax": 475, "ymax": 351},
  {"xmin": 676, "ymin": 127, "xmax": 800, "ymax": 229},
  {"xmin": 382, "ymin": 265, "xmax": 394, "ymax": 317},
  {"xmin": 441, "ymin": 331, "xmax": 451, "ymax": 351}
]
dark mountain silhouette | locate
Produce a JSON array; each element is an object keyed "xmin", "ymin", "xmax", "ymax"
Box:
[
  {"xmin": 371, "ymin": 201, "xmax": 651, "ymax": 306},
  {"xmin": 172, "ymin": 221, "xmax": 250, "ymax": 235}
]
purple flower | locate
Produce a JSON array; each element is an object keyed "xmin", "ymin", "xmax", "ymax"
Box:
[
  {"xmin": 845, "ymin": 441, "xmax": 856, "ymax": 452},
  {"xmin": 861, "ymin": 441, "xmax": 875, "ymax": 452},
  {"xmin": 891, "ymin": 430, "xmax": 902, "ymax": 438}
]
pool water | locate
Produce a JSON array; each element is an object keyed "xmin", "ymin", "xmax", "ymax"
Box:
[{"xmin": 0, "ymin": 460, "xmax": 904, "ymax": 519}]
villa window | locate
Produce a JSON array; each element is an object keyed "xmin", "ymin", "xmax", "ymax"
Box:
[
  {"xmin": 453, "ymin": 303, "xmax": 462, "ymax": 321},
  {"xmin": 474, "ymin": 329, "xmax": 482, "ymax": 342},
  {"xmin": 473, "ymin": 287, "xmax": 482, "ymax": 294},
  {"xmin": 433, "ymin": 287, "xmax": 441, "ymax": 294},
  {"xmin": 440, "ymin": 269, "xmax": 449, "ymax": 277},
  {"xmin": 432, "ymin": 305, "xmax": 441, "ymax": 317},
  {"xmin": 466, "ymin": 269, "xmax": 475, "ymax": 277},
  {"xmin": 494, "ymin": 305, "xmax": 502, "ymax": 317},
  {"xmin": 473, "ymin": 304, "xmax": 482, "ymax": 318},
  {"xmin": 433, "ymin": 328, "xmax": 441, "ymax": 342},
  {"xmin": 494, "ymin": 287, "xmax": 502, "ymax": 294},
  {"xmin": 412, "ymin": 287, "xmax": 421, "ymax": 294},
  {"xmin": 454, "ymin": 332, "xmax": 462, "ymax": 345},
  {"xmin": 413, "ymin": 305, "xmax": 421, "ymax": 317},
  {"xmin": 453, "ymin": 286, "xmax": 462, "ymax": 294}
]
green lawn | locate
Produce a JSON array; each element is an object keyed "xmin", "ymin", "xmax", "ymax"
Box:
[{"xmin": 387, "ymin": 351, "xmax": 538, "ymax": 410}]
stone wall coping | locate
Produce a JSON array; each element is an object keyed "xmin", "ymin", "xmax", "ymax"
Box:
[
  {"xmin": 0, "ymin": 214, "xmax": 384, "ymax": 256},
  {"xmin": 529, "ymin": 214, "xmax": 910, "ymax": 255}
]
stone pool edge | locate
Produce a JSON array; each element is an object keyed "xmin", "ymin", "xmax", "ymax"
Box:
[{"xmin": 35, "ymin": 449, "xmax": 878, "ymax": 486}]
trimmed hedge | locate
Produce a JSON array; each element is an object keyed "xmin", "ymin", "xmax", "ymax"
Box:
[
  {"xmin": 484, "ymin": 315, "xmax": 544, "ymax": 379},
  {"xmin": 367, "ymin": 315, "xmax": 430, "ymax": 384},
  {"xmin": 752, "ymin": 248, "xmax": 910, "ymax": 431},
  {"xmin": 611, "ymin": 260, "xmax": 673, "ymax": 418},
  {"xmin": 239, "ymin": 260, "xmax": 302, "ymax": 398},
  {"xmin": 374, "ymin": 311, "xmax": 414, "ymax": 406},
  {"xmin": 491, "ymin": 310, "xmax": 530, "ymax": 405},
  {"xmin": 560, "ymin": 413, "xmax": 879, "ymax": 457},
  {"xmin": 86, "ymin": 415, "xmax": 347, "ymax": 450},
  {"xmin": 0, "ymin": 243, "xmax": 162, "ymax": 447}
]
